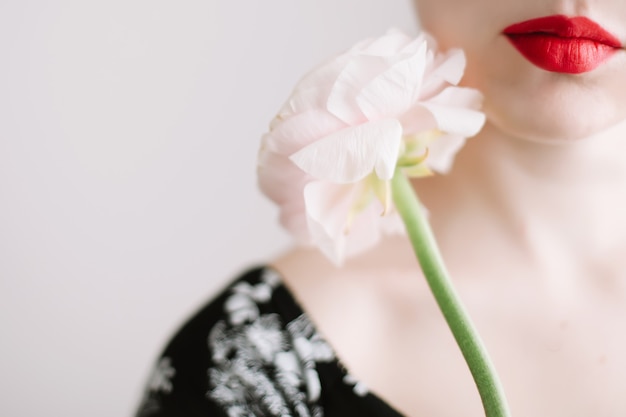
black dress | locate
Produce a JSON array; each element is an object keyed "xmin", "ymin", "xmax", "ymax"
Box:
[{"xmin": 135, "ymin": 267, "xmax": 404, "ymax": 417}]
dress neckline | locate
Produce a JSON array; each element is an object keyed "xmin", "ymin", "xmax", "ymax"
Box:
[{"xmin": 263, "ymin": 266, "xmax": 407, "ymax": 417}]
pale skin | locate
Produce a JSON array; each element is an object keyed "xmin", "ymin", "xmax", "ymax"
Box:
[{"xmin": 272, "ymin": 1, "xmax": 626, "ymax": 415}]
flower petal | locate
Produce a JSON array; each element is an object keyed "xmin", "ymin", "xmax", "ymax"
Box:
[
  {"xmin": 303, "ymin": 181, "xmax": 353, "ymax": 264},
  {"xmin": 356, "ymin": 40, "xmax": 427, "ymax": 120},
  {"xmin": 399, "ymin": 106, "xmax": 439, "ymax": 135},
  {"xmin": 425, "ymin": 133, "xmax": 468, "ymax": 174},
  {"xmin": 420, "ymin": 86, "xmax": 486, "ymax": 136},
  {"xmin": 430, "ymin": 85, "xmax": 484, "ymax": 109},
  {"xmin": 378, "ymin": 210, "xmax": 406, "ymax": 235},
  {"xmin": 266, "ymin": 110, "xmax": 347, "ymax": 155},
  {"xmin": 304, "ymin": 181, "xmax": 382, "ymax": 265},
  {"xmin": 258, "ymin": 29, "xmax": 486, "ymax": 265},
  {"xmin": 289, "ymin": 119, "xmax": 403, "ymax": 183},
  {"xmin": 421, "ymin": 48, "xmax": 467, "ymax": 97},
  {"xmin": 277, "ymin": 54, "xmax": 351, "ymax": 117},
  {"xmin": 258, "ymin": 148, "xmax": 309, "ymax": 205},
  {"xmin": 258, "ymin": 149, "xmax": 312, "ymax": 242},
  {"xmin": 399, "ymin": 33, "xmax": 429, "ymax": 56},
  {"xmin": 326, "ymin": 55, "xmax": 390, "ymax": 125},
  {"xmin": 420, "ymin": 103, "xmax": 485, "ymax": 137}
]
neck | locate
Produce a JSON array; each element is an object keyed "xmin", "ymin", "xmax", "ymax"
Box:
[{"xmin": 416, "ymin": 119, "xmax": 626, "ymax": 280}]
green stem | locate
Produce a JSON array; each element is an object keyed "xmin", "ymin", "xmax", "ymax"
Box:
[{"xmin": 391, "ymin": 170, "xmax": 512, "ymax": 417}]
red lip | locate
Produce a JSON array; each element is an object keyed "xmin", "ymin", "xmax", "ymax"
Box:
[{"xmin": 503, "ymin": 15, "xmax": 622, "ymax": 74}]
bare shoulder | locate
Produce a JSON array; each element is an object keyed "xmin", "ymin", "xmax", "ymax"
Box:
[
  {"xmin": 269, "ymin": 235, "xmax": 431, "ymax": 326},
  {"xmin": 268, "ymin": 237, "xmax": 482, "ymax": 416}
]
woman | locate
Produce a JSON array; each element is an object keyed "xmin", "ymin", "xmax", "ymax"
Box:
[{"xmin": 137, "ymin": 0, "xmax": 626, "ymax": 415}]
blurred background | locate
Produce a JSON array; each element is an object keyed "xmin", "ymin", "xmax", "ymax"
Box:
[{"xmin": 0, "ymin": 1, "xmax": 417, "ymax": 416}]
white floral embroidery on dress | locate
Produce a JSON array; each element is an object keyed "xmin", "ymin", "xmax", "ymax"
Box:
[
  {"xmin": 207, "ymin": 274, "xmax": 340, "ymax": 417},
  {"xmin": 342, "ymin": 374, "xmax": 369, "ymax": 397},
  {"xmin": 136, "ymin": 357, "xmax": 177, "ymax": 416},
  {"xmin": 148, "ymin": 357, "xmax": 176, "ymax": 394},
  {"xmin": 224, "ymin": 269, "xmax": 281, "ymax": 326}
]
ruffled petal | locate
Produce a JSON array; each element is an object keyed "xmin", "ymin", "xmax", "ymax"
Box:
[
  {"xmin": 419, "ymin": 86, "xmax": 486, "ymax": 137},
  {"xmin": 378, "ymin": 210, "xmax": 406, "ymax": 235},
  {"xmin": 303, "ymin": 181, "xmax": 354, "ymax": 264},
  {"xmin": 421, "ymin": 48, "xmax": 467, "ymax": 98},
  {"xmin": 304, "ymin": 181, "xmax": 382, "ymax": 265},
  {"xmin": 277, "ymin": 55, "xmax": 351, "ymax": 117},
  {"xmin": 279, "ymin": 199, "xmax": 311, "ymax": 243},
  {"xmin": 430, "ymin": 85, "xmax": 484, "ymax": 110},
  {"xmin": 265, "ymin": 110, "xmax": 347, "ymax": 155},
  {"xmin": 258, "ymin": 149, "xmax": 313, "ymax": 243},
  {"xmin": 275, "ymin": 86, "xmax": 329, "ymax": 120},
  {"xmin": 342, "ymin": 201, "xmax": 386, "ymax": 257},
  {"xmin": 289, "ymin": 119, "xmax": 403, "ymax": 183},
  {"xmin": 399, "ymin": 33, "xmax": 429, "ymax": 55},
  {"xmin": 425, "ymin": 133, "xmax": 468, "ymax": 174},
  {"xmin": 258, "ymin": 148, "xmax": 309, "ymax": 205},
  {"xmin": 326, "ymin": 55, "xmax": 390, "ymax": 125},
  {"xmin": 356, "ymin": 41, "xmax": 427, "ymax": 120},
  {"xmin": 399, "ymin": 106, "xmax": 439, "ymax": 135}
]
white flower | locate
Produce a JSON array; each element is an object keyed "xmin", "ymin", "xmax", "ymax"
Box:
[{"xmin": 258, "ymin": 29, "xmax": 485, "ymax": 264}]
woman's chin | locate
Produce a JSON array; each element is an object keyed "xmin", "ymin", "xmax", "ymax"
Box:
[{"xmin": 484, "ymin": 95, "xmax": 626, "ymax": 145}]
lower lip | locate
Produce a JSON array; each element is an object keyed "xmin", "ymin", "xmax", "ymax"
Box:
[{"xmin": 506, "ymin": 34, "xmax": 618, "ymax": 74}]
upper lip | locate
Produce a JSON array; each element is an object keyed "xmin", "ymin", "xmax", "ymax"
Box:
[{"xmin": 503, "ymin": 15, "xmax": 622, "ymax": 48}]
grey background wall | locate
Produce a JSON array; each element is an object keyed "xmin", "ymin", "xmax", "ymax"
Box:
[{"xmin": 0, "ymin": 1, "xmax": 417, "ymax": 416}]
